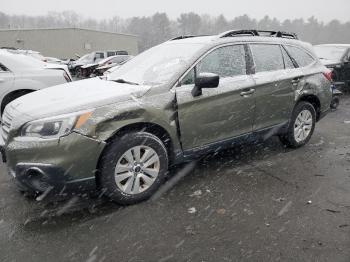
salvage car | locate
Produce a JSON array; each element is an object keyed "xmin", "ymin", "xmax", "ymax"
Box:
[
  {"xmin": 93, "ymin": 55, "xmax": 133, "ymax": 77},
  {"xmin": 80, "ymin": 55, "xmax": 133, "ymax": 78},
  {"xmin": 314, "ymin": 44, "xmax": 350, "ymax": 87},
  {"xmin": 0, "ymin": 30, "xmax": 332, "ymax": 205},
  {"xmin": 0, "ymin": 50, "xmax": 72, "ymax": 114},
  {"xmin": 69, "ymin": 50, "xmax": 129, "ymax": 77}
]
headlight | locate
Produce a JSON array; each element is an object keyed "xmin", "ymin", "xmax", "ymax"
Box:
[{"xmin": 21, "ymin": 111, "xmax": 93, "ymax": 139}]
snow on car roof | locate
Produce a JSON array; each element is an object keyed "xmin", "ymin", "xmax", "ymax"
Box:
[
  {"xmin": 315, "ymin": 44, "xmax": 350, "ymax": 47},
  {"xmin": 0, "ymin": 49, "xmax": 47, "ymax": 71}
]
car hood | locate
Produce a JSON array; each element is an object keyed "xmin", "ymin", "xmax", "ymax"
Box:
[{"xmin": 6, "ymin": 77, "xmax": 151, "ymax": 129}]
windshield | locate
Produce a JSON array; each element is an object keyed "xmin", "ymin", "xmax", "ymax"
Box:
[
  {"xmin": 108, "ymin": 42, "xmax": 205, "ymax": 85},
  {"xmin": 314, "ymin": 45, "xmax": 347, "ymax": 61}
]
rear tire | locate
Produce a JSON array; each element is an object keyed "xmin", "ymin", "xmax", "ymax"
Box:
[
  {"xmin": 279, "ymin": 101, "xmax": 316, "ymax": 148},
  {"xmin": 330, "ymin": 97, "xmax": 340, "ymax": 110},
  {"xmin": 99, "ymin": 132, "xmax": 168, "ymax": 205}
]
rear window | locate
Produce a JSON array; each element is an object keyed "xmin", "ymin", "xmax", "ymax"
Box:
[
  {"xmin": 285, "ymin": 45, "xmax": 315, "ymax": 67},
  {"xmin": 116, "ymin": 51, "xmax": 128, "ymax": 55},
  {"xmin": 250, "ymin": 44, "xmax": 284, "ymax": 73}
]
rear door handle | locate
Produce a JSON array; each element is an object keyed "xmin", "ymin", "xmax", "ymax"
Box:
[{"xmin": 240, "ymin": 88, "xmax": 255, "ymax": 97}]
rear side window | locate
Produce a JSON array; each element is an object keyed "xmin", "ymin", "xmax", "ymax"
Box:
[
  {"xmin": 197, "ymin": 45, "xmax": 247, "ymax": 78},
  {"xmin": 250, "ymin": 44, "xmax": 284, "ymax": 73},
  {"xmin": 281, "ymin": 47, "xmax": 295, "ymax": 69},
  {"xmin": 107, "ymin": 51, "xmax": 116, "ymax": 57},
  {"xmin": 285, "ymin": 45, "xmax": 315, "ymax": 67}
]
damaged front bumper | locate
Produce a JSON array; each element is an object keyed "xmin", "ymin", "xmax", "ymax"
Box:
[{"xmin": 1, "ymin": 132, "xmax": 106, "ymax": 194}]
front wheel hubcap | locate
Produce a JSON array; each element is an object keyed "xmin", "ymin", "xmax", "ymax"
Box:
[
  {"xmin": 294, "ymin": 109, "xmax": 313, "ymax": 143},
  {"xmin": 114, "ymin": 146, "xmax": 160, "ymax": 195}
]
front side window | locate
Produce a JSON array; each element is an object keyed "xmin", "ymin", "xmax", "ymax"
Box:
[
  {"xmin": 180, "ymin": 45, "xmax": 247, "ymax": 86},
  {"xmin": 250, "ymin": 44, "xmax": 284, "ymax": 73},
  {"xmin": 285, "ymin": 45, "xmax": 315, "ymax": 67},
  {"xmin": 181, "ymin": 68, "xmax": 195, "ymax": 85},
  {"xmin": 197, "ymin": 45, "xmax": 246, "ymax": 78}
]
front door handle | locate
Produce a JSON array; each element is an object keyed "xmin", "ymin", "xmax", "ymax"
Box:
[
  {"xmin": 0, "ymin": 78, "xmax": 4, "ymax": 83},
  {"xmin": 240, "ymin": 88, "xmax": 255, "ymax": 97}
]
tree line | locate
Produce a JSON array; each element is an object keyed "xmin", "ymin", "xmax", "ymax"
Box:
[{"xmin": 1, "ymin": 11, "xmax": 349, "ymax": 52}]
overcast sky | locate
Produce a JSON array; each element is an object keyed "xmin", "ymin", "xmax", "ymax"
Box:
[{"xmin": 1, "ymin": 0, "xmax": 349, "ymax": 23}]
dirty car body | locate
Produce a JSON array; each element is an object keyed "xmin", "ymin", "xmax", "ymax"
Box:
[{"xmin": 0, "ymin": 30, "xmax": 332, "ymax": 204}]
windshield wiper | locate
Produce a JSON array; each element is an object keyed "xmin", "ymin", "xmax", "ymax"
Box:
[{"xmin": 112, "ymin": 79, "xmax": 139, "ymax": 85}]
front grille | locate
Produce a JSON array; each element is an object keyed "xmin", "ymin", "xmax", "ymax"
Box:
[{"xmin": 1, "ymin": 109, "xmax": 13, "ymax": 142}]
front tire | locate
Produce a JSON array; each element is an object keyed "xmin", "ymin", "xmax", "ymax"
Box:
[
  {"xmin": 279, "ymin": 101, "xmax": 316, "ymax": 148},
  {"xmin": 99, "ymin": 132, "xmax": 168, "ymax": 205}
]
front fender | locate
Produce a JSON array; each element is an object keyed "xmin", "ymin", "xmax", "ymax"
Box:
[{"xmin": 76, "ymin": 92, "xmax": 183, "ymax": 154}]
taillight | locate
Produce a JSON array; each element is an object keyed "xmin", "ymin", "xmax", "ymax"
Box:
[
  {"xmin": 323, "ymin": 70, "xmax": 333, "ymax": 82},
  {"xmin": 63, "ymin": 71, "xmax": 71, "ymax": 82}
]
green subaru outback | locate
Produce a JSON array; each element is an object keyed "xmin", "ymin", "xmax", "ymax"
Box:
[{"xmin": 0, "ymin": 30, "xmax": 332, "ymax": 204}]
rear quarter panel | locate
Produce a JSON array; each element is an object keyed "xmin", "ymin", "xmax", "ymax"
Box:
[{"xmin": 298, "ymin": 62, "xmax": 332, "ymax": 114}]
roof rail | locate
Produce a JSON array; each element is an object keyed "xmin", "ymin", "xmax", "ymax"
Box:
[
  {"xmin": 170, "ymin": 35, "xmax": 198, "ymax": 41},
  {"xmin": 219, "ymin": 30, "xmax": 298, "ymax": 40},
  {"xmin": 170, "ymin": 34, "xmax": 210, "ymax": 41}
]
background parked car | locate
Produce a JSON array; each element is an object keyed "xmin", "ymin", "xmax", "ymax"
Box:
[
  {"xmin": 81, "ymin": 55, "xmax": 133, "ymax": 78},
  {"xmin": 314, "ymin": 44, "xmax": 350, "ymax": 87},
  {"xmin": 69, "ymin": 50, "xmax": 129, "ymax": 77},
  {"xmin": 5, "ymin": 49, "xmax": 48, "ymax": 62},
  {"xmin": 0, "ymin": 50, "xmax": 72, "ymax": 114}
]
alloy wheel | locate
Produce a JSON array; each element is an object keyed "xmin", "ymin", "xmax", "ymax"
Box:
[
  {"xmin": 294, "ymin": 109, "xmax": 313, "ymax": 143},
  {"xmin": 114, "ymin": 146, "xmax": 160, "ymax": 195}
]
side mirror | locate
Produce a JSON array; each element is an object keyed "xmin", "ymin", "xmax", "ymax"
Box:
[{"xmin": 192, "ymin": 73, "xmax": 219, "ymax": 97}]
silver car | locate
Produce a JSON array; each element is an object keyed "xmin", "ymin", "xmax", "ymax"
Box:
[{"xmin": 0, "ymin": 50, "xmax": 72, "ymax": 114}]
